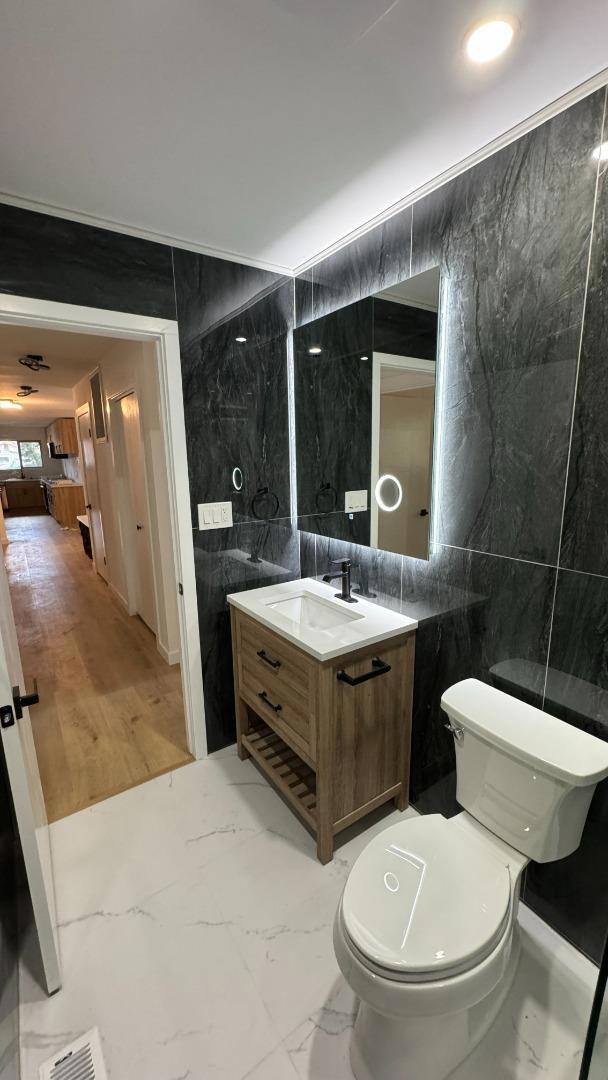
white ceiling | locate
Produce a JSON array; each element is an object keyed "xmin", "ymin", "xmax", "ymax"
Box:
[
  {"xmin": 0, "ymin": 326, "xmax": 115, "ymax": 426},
  {"xmin": 1, "ymin": 1, "xmax": 607, "ymax": 271}
]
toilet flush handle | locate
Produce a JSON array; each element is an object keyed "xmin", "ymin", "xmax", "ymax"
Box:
[{"xmin": 444, "ymin": 722, "xmax": 464, "ymax": 743}]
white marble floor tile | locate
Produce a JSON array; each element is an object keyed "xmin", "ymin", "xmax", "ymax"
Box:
[
  {"xmin": 21, "ymin": 864, "xmax": 280, "ymax": 1080},
  {"xmin": 450, "ymin": 906, "xmax": 595, "ymax": 1080},
  {"xmin": 19, "ymin": 753, "xmax": 598, "ymax": 1080},
  {"xmin": 241, "ymin": 1044, "xmax": 299, "ymax": 1079},
  {"xmin": 283, "ymin": 977, "xmax": 357, "ymax": 1080}
]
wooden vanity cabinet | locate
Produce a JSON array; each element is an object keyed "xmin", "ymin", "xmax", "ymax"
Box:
[{"xmin": 230, "ymin": 608, "xmax": 415, "ymax": 863}]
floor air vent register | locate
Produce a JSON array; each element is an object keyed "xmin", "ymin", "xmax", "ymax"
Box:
[{"xmin": 39, "ymin": 1028, "xmax": 108, "ymax": 1080}]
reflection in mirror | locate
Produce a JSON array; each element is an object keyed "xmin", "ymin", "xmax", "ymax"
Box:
[{"xmin": 294, "ymin": 267, "xmax": 440, "ymax": 560}]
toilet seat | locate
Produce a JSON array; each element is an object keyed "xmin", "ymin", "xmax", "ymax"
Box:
[{"xmin": 342, "ymin": 815, "xmax": 512, "ymax": 982}]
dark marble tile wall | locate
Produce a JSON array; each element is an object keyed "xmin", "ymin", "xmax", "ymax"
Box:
[
  {"xmin": 0, "ymin": 203, "xmax": 176, "ymax": 318},
  {"xmin": 174, "ymin": 255, "xmax": 298, "ymax": 752},
  {"xmin": 193, "ymin": 519, "xmax": 299, "ymax": 752},
  {"xmin": 0, "ymin": 748, "xmax": 18, "ymax": 1078},
  {"xmin": 296, "ymin": 85, "xmax": 608, "ymax": 963}
]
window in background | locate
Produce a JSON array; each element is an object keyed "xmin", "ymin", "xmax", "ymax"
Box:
[
  {"xmin": 19, "ymin": 441, "xmax": 43, "ymax": 467},
  {"xmin": 0, "ymin": 439, "xmax": 43, "ymax": 470}
]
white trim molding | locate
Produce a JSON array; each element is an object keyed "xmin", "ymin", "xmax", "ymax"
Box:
[
  {"xmin": 0, "ymin": 190, "xmax": 292, "ymax": 277},
  {"xmin": 0, "ymin": 292, "xmax": 207, "ymax": 760},
  {"xmin": 294, "ymin": 68, "xmax": 608, "ymax": 276},
  {"xmin": 2, "ymin": 70, "xmax": 606, "ymax": 280}
]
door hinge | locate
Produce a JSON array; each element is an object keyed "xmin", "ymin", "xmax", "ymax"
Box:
[
  {"xmin": 0, "ymin": 704, "xmax": 14, "ymax": 729},
  {"xmin": 178, "ymin": 582, "xmax": 183, "ymax": 596}
]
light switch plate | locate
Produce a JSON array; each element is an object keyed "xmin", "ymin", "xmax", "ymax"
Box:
[
  {"xmin": 345, "ymin": 490, "xmax": 368, "ymax": 513},
  {"xmin": 198, "ymin": 501, "xmax": 233, "ymax": 530}
]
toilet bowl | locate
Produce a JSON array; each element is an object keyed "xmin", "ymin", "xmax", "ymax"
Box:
[
  {"xmin": 334, "ymin": 678, "xmax": 608, "ymax": 1080},
  {"xmin": 334, "ymin": 812, "xmax": 526, "ymax": 1080}
]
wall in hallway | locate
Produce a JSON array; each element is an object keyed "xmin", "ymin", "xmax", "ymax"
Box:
[
  {"xmin": 73, "ymin": 340, "xmax": 181, "ymax": 665},
  {"xmin": 297, "ymin": 85, "xmax": 608, "ymax": 963}
]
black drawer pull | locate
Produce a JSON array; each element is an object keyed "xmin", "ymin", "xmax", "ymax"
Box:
[
  {"xmin": 258, "ymin": 691, "xmax": 282, "ymax": 713},
  {"xmin": 257, "ymin": 649, "xmax": 281, "ymax": 669},
  {"xmin": 337, "ymin": 658, "xmax": 391, "ymax": 686}
]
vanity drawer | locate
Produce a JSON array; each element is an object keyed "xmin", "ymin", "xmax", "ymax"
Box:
[
  {"xmin": 239, "ymin": 616, "xmax": 312, "ymax": 700},
  {"xmin": 237, "ymin": 615, "xmax": 315, "ymax": 759}
]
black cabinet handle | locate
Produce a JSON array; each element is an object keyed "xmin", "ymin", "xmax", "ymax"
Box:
[
  {"xmin": 257, "ymin": 649, "xmax": 281, "ymax": 669},
  {"xmin": 337, "ymin": 658, "xmax": 391, "ymax": 686},
  {"xmin": 258, "ymin": 691, "xmax": 282, "ymax": 713}
]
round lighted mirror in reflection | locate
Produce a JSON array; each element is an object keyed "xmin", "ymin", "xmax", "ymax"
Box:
[
  {"xmin": 375, "ymin": 473, "xmax": 403, "ymax": 512},
  {"xmin": 232, "ymin": 466, "xmax": 243, "ymax": 492}
]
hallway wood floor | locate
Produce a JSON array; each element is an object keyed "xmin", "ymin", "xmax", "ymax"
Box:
[{"xmin": 5, "ymin": 511, "xmax": 192, "ymax": 821}]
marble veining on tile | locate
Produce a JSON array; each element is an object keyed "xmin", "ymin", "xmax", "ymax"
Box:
[
  {"xmin": 561, "ymin": 103, "xmax": 608, "ymax": 579},
  {"xmin": 307, "ymin": 206, "xmax": 412, "ymax": 323},
  {"xmin": 19, "ymin": 756, "xmax": 599, "ymax": 1080},
  {"xmin": 420, "ymin": 91, "xmax": 605, "ymax": 565},
  {"xmin": 0, "ymin": 202, "xmax": 176, "ymax": 319},
  {"xmin": 194, "ymin": 520, "xmax": 299, "ymax": 752}
]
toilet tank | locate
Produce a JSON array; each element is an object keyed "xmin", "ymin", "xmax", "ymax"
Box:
[{"xmin": 441, "ymin": 679, "xmax": 608, "ymax": 863}]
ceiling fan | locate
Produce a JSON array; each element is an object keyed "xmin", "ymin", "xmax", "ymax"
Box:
[
  {"xmin": 16, "ymin": 385, "xmax": 39, "ymax": 397},
  {"xmin": 19, "ymin": 353, "xmax": 51, "ymax": 372}
]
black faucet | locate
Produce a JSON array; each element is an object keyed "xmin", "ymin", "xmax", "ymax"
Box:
[{"xmin": 322, "ymin": 558, "xmax": 358, "ymax": 603}]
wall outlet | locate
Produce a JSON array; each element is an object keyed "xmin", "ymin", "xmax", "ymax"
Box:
[
  {"xmin": 198, "ymin": 501, "xmax": 233, "ymax": 530},
  {"xmin": 345, "ymin": 490, "xmax": 368, "ymax": 513}
]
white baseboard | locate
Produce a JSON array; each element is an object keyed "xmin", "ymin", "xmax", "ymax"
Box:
[
  {"xmin": 108, "ymin": 582, "xmax": 132, "ymax": 614},
  {"xmin": 157, "ymin": 638, "xmax": 180, "ymax": 666}
]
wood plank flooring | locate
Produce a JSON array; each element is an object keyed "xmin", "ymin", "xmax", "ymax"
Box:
[{"xmin": 4, "ymin": 510, "xmax": 192, "ymax": 821}]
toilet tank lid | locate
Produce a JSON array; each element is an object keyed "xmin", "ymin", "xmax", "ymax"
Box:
[{"xmin": 441, "ymin": 679, "xmax": 608, "ymax": 787}]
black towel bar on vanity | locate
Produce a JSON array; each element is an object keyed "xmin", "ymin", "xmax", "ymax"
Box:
[{"xmin": 337, "ymin": 658, "xmax": 391, "ymax": 686}]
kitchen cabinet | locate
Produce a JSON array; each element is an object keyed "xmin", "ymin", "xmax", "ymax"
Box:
[
  {"xmin": 3, "ymin": 480, "xmax": 46, "ymax": 510},
  {"xmin": 42, "ymin": 482, "xmax": 85, "ymax": 528},
  {"xmin": 45, "ymin": 417, "xmax": 79, "ymax": 456}
]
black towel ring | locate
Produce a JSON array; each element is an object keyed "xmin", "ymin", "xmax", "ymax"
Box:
[
  {"xmin": 315, "ymin": 481, "xmax": 337, "ymax": 513},
  {"xmin": 251, "ymin": 486, "xmax": 279, "ymax": 520}
]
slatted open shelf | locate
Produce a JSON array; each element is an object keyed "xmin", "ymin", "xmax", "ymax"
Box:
[{"xmin": 242, "ymin": 720, "xmax": 317, "ymax": 830}]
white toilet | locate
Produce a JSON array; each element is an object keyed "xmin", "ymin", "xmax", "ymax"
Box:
[{"xmin": 334, "ymin": 677, "xmax": 608, "ymax": 1080}]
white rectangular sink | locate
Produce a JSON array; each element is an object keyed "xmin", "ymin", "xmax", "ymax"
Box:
[
  {"xmin": 227, "ymin": 577, "xmax": 417, "ymax": 661},
  {"xmin": 267, "ymin": 593, "xmax": 363, "ymax": 632}
]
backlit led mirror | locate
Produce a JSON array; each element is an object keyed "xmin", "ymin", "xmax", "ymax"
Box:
[{"xmin": 294, "ymin": 266, "xmax": 440, "ymax": 560}]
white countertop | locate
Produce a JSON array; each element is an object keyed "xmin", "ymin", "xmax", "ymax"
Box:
[{"xmin": 227, "ymin": 577, "xmax": 417, "ymax": 661}]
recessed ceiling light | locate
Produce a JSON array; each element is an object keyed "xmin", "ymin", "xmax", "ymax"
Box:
[
  {"xmin": 592, "ymin": 141, "xmax": 608, "ymax": 162},
  {"xmin": 0, "ymin": 399, "xmax": 23, "ymax": 410},
  {"xmin": 235, "ymin": 336, "xmax": 247, "ymax": 343},
  {"xmin": 465, "ymin": 17, "xmax": 517, "ymax": 64},
  {"xmin": 308, "ymin": 346, "xmax": 322, "ymax": 355},
  {"xmin": 360, "ymin": 355, "xmax": 369, "ymax": 361}
]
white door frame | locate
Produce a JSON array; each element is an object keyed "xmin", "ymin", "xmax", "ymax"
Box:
[
  {"xmin": 0, "ymin": 292, "xmax": 206, "ymax": 760},
  {"xmin": 370, "ymin": 351, "xmax": 436, "ymax": 547}
]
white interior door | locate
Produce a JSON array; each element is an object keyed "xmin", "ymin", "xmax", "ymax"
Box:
[
  {"xmin": 120, "ymin": 392, "xmax": 157, "ymax": 634},
  {"xmin": 0, "ymin": 550, "xmax": 61, "ymax": 994},
  {"xmin": 78, "ymin": 406, "xmax": 107, "ymax": 581}
]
